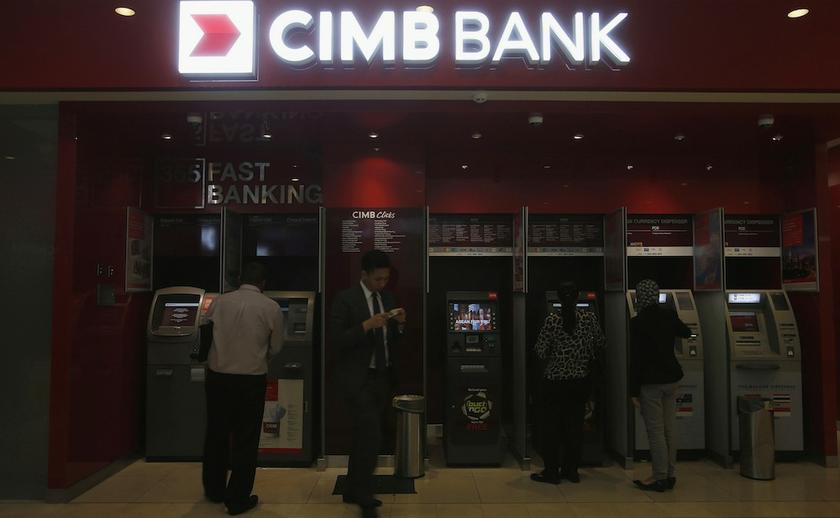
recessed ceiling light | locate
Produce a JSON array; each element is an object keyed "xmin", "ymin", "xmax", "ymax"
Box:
[
  {"xmin": 706, "ymin": 164, "xmax": 713, "ymax": 171},
  {"xmin": 787, "ymin": 8, "xmax": 809, "ymax": 18},
  {"xmin": 291, "ymin": 178, "xmax": 300, "ymax": 182},
  {"xmin": 161, "ymin": 133, "xmax": 173, "ymax": 140},
  {"xmin": 681, "ymin": 182, "xmax": 688, "ymax": 187},
  {"xmin": 417, "ymin": 5, "xmax": 434, "ymax": 13},
  {"xmin": 471, "ymin": 132, "xmax": 482, "ymax": 139},
  {"xmin": 115, "ymin": 7, "xmax": 135, "ymax": 17},
  {"xmin": 573, "ymin": 133, "xmax": 584, "ymax": 140},
  {"xmin": 373, "ymin": 147, "xmax": 381, "ymax": 152},
  {"xmin": 543, "ymin": 165, "xmax": 551, "ymax": 169},
  {"xmin": 772, "ymin": 134, "xmax": 784, "ymax": 142},
  {"xmin": 562, "ymin": 184, "xmax": 569, "ymax": 188},
  {"xmin": 368, "ymin": 131, "xmax": 379, "ymax": 139},
  {"xmin": 262, "ymin": 133, "xmax": 272, "ymax": 139},
  {"xmin": 461, "ymin": 164, "xmax": 469, "ymax": 170},
  {"xmin": 3, "ymin": 155, "xmax": 15, "ymax": 160},
  {"xmin": 626, "ymin": 164, "xmax": 634, "ymax": 171},
  {"xmin": 674, "ymin": 133, "xmax": 686, "ymax": 142},
  {"xmin": 744, "ymin": 201, "xmax": 751, "ymax": 205},
  {"xmin": 292, "ymin": 164, "xmax": 299, "ymax": 168}
]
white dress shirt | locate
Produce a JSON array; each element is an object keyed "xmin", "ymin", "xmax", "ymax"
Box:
[
  {"xmin": 360, "ymin": 281, "xmax": 389, "ymax": 368},
  {"xmin": 204, "ymin": 284, "xmax": 285, "ymax": 375}
]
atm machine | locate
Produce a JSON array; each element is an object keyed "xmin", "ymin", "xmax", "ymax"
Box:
[
  {"xmin": 544, "ymin": 290, "xmax": 605, "ymax": 465},
  {"xmin": 444, "ymin": 291, "xmax": 504, "ymax": 465},
  {"xmin": 146, "ymin": 287, "xmax": 218, "ymax": 460},
  {"xmin": 260, "ymin": 291, "xmax": 316, "ymax": 466},
  {"xmin": 627, "ymin": 289, "xmax": 705, "ymax": 456},
  {"xmin": 724, "ymin": 291, "xmax": 803, "ymax": 454}
]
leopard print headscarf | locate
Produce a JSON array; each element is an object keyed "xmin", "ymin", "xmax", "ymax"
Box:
[{"xmin": 635, "ymin": 279, "xmax": 660, "ymax": 311}]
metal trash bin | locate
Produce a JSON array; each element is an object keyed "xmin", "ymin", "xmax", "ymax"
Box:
[
  {"xmin": 738, "ymin": 396, "xmax": 775, "ymax": 480},
  {"xmin": 393, "ymin": 394, "xmax": 425, "ymax": 478}
]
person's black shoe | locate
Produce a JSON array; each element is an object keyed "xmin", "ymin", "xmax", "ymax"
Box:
[
  {"xmin": 633, "ymin": 479, "xmax": 667, "ymax": 493},
  {"xmin": 667, "ymin": 477, "xmax": 676, "ymax": 490},
  {"xmin": 205, "ymin": 493, "xmax": 224, "ymax": 503},
  {"xmin": 342, "ymin": 494, "xmax": 383, "ymax": 507},
  {"xmin": 561, "ymin": 471, "xmax": 581, "ymax": 483},
  {"xmin": 227, "ymin": 495, "xmax": 259, "ymax": 515},
  {"xmin": 530, "ymin": 471, "xmax": 560, "ymax": 485}
]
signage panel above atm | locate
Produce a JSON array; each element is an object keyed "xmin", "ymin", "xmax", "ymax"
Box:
[{"xmin": 178, "ymin": 1, "xmax": 630, "ymax": 78}]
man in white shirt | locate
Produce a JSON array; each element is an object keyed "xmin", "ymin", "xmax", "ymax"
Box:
[{"xmin": 202, "ymin": 262, "xmax": 284, "ymax": 516}]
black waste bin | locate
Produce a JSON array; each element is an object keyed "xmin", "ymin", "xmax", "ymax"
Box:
[
  {"xmin": 738, "ymin": 396, "xmax": 775, "ymax": 480},
  {"xmin": 393, "ymin": 395, "xmax": 425, "ymax": 478}
]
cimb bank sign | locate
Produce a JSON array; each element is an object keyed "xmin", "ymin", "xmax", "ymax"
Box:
[{"xmin": 178, "ymin": 0, "xmax": 630, "ymax": 77}]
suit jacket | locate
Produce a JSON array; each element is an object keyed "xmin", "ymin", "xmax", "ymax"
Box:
[{"xmin": 329, "ymin": 284, "xmax": 401, "ymax": 395}]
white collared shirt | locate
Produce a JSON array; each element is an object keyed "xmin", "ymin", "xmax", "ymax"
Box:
[
  {"xmin": 360, "ymin": 280, "xmax": 389, "ymax": 368},
  {"xmin": 204, "ymin": 284, "xmax": 285, "ymax": 375}
]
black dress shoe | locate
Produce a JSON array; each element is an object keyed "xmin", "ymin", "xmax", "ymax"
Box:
[
  {"xmin": 667, "ymin": 477, "xmax": 676, "ymax": 490},
  {"xmin": 342, "ymin": 494, "xmax": 383, "ymax": 507},
  {"xmin": 561, "ymin": 471, "xmax": 581, "ymax": 483},
  {"xmin": 227, "ymin": 495, "xmax": 259, "ymax": 515},
  {"xmin": 633, "ymin": 479, "xmax": 667, "ymax": 493},
  {"xmin": 530, "ymin": 472, "xmax": 560, "ymax": 485}
]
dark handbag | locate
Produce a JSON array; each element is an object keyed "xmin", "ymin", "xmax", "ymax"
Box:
[{"xmin": 192, "ymin": 322, "xmax": 213, "ymax": 362}]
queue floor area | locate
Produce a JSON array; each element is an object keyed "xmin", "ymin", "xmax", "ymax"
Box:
[{"xmin": 4, "ymin": 453, "xmax": 840, "ymax": 518}]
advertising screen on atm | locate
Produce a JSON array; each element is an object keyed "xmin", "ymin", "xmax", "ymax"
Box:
[
  {"xmin": 730, "ymin": 312, "xmax": 759, "ymax": 333},
  {"xmin": 161, "ymin": 302, "xmax": 199, "ymax": 326},
  {"xmin": 449, "ymin": 303, "xmax": 497, "ymax": 332}
]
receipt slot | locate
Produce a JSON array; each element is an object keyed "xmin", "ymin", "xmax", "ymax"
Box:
[
  {"xmin": 444, "ymin": 291, "xmax": 504, "ymax": 465},
  {"xmin": 725, "ymin": 291, "xmax": 802, "ymax": 453},
  {"xmin": 260, "ymin": 291, "xmax": 316, "ymax": 466},
  {"xmin": 146, "ymin": 287, "xmax": 217, "ymax": 460},
  {"xmin": 627, "ymin": 289, "xmax": 705, "ymax": 455}
]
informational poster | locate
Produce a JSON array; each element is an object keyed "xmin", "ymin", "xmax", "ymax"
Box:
[
  {"xmin": 676, "ymin": 392, "xmax": 695, "ymax": 418},
  {"xmin": 324, "ymin": 208, "xmax": 424, "ymax": 454},
  {"xmin": 513, "ymin": 208, "xmax": 526, "ymax": 292},
  {"xmin": 428, "ymin": 214, "xmax": 513, "ymax": 256},
  {"xmin": 724, "ymin": 215, "xmax": 781, "ymax": 257},
  {"xmin": 693, "ymin": 208, "xmax": 724, "ymax": 291},
  {"xmin": 604, "ymin": 208, "xmax": 626, "ymax": 291},
  {"xmin": 626, "ymin": 214, "xmax": 693, "ymax": 257},
  {"xmin": 259, "ymin": 379, "xmax": 304, "ymax": 452},
  {"xmin": 527, "ymin": 214, "xmax": 604, "ymax": 256},
  {"xmin": 125, "ymin": 207, "xmax": 153, "ymax": 292},
  {"xmin": 782, "ymin": 208, "xmax": 819, "ymax": 291}
]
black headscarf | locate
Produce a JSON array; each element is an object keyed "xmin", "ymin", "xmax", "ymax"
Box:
[
  {"xmin": 557, "ymin": 281, "xmax": 579, "ymax": 335},
  {"xmin": 635, "ymin": 279, "xmax": 660, "ymax": 312}
]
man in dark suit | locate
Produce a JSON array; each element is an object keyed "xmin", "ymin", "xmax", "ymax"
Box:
[{"xmin": 330, "ymin": 250, "xmax": 405, "ymax": 518}]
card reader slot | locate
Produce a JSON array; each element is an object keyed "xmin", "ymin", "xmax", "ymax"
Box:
[
  {"xmin": 460, "ymin": 365, "xmax": 488, "ymax": 373},
  {"xmin": 735, "ymin": 363, "xmax": 780, "ymax": 370}
]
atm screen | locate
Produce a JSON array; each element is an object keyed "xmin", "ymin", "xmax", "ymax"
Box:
[
  {"xmin": 161, "ymin": 302, "xmax": 199, "ymax": 327},
  {"xmin": 730, "ymin": 312, "xmax": 759, "ymax": 333},
  {"xmin": 448, "ymin": 303, "xmax": 497, "ymax": 332}
]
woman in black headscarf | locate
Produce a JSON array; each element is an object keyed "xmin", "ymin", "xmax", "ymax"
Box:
[
  {"xmin": 629, "ymin": 279, "xmax": 692, "ymax": 492},
  {"xmin": 531, "ymin": 282, "xmax": 605, "ymax": 484}
]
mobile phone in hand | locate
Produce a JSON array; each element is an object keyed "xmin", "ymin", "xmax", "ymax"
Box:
[{"xmin": 387, "ymin": 308, "xmax": 404, "ymax": 318}]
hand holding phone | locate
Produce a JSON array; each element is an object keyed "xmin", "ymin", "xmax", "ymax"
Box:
[{"xmin": 387, "ymin": 307, "xmax": 404, "ymax": 319}]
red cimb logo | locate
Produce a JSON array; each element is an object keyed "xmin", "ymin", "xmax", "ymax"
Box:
[{"xmin": 190, "ymin": 14, "xmax": 242, "ymax": 57}]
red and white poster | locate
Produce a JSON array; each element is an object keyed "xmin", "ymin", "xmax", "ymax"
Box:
[
  {"xmin": 782, "ymin": 209, "xmax": 819, "ymax": 292},
  {"xmin": 259, "ymin": 379, "xmax": 304, "ymax": 453},
  {"xmin": 693, "ymin": 209, "xmax": 723, "ymax": 291},
  {"xmin": 125, "ymin": 207, "xmax": 153, "ymax": 292}
]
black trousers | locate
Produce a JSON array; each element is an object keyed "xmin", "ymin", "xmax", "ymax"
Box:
[
  {"xmin": 346, "ymin": 369, "xmax": 392, "ymax": 504},
  {"xmin": 534, "ymin": 376, "xmax": 590, "ymax": 475},
  {"xmin": 202, "ymin": 369, "xmax": 267, "ymax": 506}
]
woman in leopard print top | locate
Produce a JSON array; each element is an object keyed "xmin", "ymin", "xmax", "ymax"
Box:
[{"xmin": 531, "ymin": 282, "xmax": 605, "ymax": 485}]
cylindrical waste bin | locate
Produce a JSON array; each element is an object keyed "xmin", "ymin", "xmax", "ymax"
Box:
[
  {"xmin": 738, "ymin": 396, "xmax": 775, "ymax": 480},
  {"xmin": 393, "ymin": 394, "xmax": 425, "ymax": 478}
]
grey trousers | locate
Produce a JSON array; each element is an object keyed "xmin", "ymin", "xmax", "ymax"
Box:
[{"xmin": 639, "ymin": 383, "xmax": 678, "ymax": 480}]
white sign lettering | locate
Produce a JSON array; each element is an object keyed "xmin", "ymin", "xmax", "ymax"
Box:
[{"xmin": 178, "ymin": 1, "xmax": 631, "ymax": 76}]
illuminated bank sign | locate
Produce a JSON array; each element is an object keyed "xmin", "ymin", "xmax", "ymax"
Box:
[{"xmin": 178, "ymin": 1, "xmax": 630, "ymax": 77}]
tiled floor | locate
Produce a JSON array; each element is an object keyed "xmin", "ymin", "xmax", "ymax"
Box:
[{"xmin": 2, "ymin": 456, "xmax": 839, "ymax": 518}]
